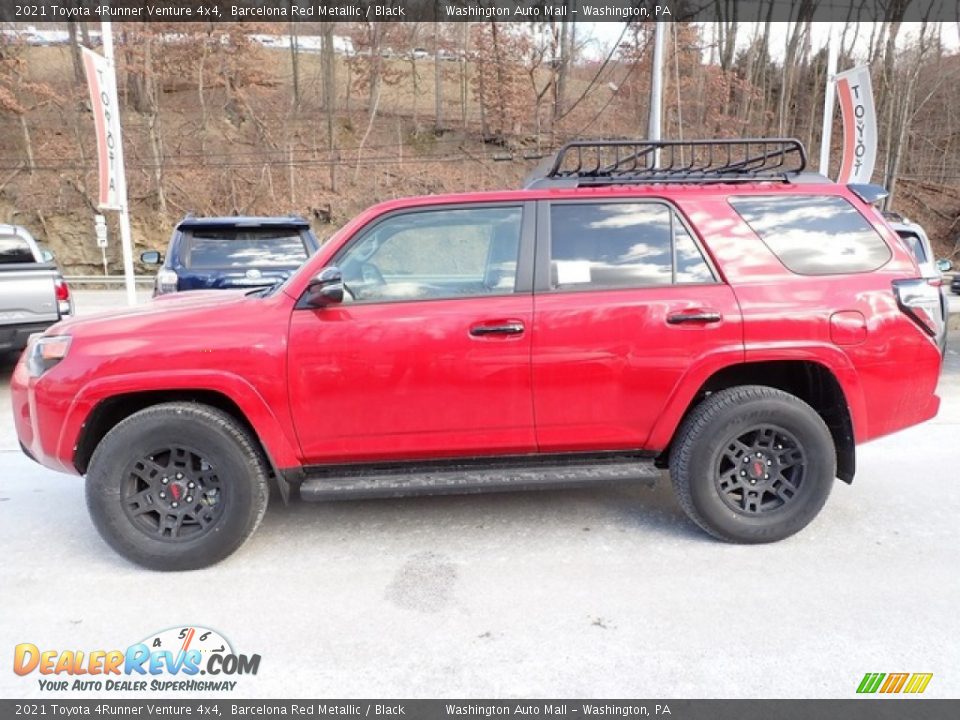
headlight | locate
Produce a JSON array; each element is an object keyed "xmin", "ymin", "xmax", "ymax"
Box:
[
  {"xmin": 156, "ymin": 268, "xmax": 179, "ymax": 295},
  {"xmin": 26, "ymin": 335, "xmax": 72, "ymax": 377}
]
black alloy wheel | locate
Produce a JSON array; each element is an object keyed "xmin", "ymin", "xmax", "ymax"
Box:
[
  {"xmin": 121, "ymin": 445, "xmax": 226, "ymax": 541},
  {"xmin": 714, "ymin": 425, "xmax": 807, "ymax": 516}
]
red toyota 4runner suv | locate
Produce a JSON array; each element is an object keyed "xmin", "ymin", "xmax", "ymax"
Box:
[{"xmin": 12, "ymin": 140, "xmax": 944, "ymax": 570}]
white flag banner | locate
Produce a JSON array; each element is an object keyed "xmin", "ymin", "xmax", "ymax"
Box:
[
  {"xmin": 835, "ymin": 65, "xmax": 877, "ymax": 185},
  {"xmin": 82, "ymin": 47, "xmax": 123, "ymax": 210}
]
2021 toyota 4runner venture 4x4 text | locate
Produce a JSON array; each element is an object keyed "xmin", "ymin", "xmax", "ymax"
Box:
[{"xmin": 12, "ymin": 139, "xmax": 944, "ymax": 570}]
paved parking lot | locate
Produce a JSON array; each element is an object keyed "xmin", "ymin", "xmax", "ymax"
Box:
[{"xmin": 1, "ymin": 292, "xmax": 959, "ymax": 699}]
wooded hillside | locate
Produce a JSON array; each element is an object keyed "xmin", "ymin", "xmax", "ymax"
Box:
[{"xmin": 1, "ymin": 19, "xmax": 958, "ymax": 273}]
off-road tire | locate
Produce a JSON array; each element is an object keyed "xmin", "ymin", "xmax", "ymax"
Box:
[
  {"xmin": 669, "ymin": 386, "xmax": 835, "ymax": 543},
  {"xmin": 86, "ymin": 402, "xmax": 270, "ymax": 570}
]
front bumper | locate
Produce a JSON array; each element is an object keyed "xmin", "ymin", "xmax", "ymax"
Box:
[
  {"xmin": 18, "ymin": 439, "xmax": 37, "ymax": 463},
  {"xmin": 10, "ymin": 354, "xmax": 74, "ymax": 475}
]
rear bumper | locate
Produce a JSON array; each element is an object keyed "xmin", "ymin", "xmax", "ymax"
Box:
[
  {"xmin": 857, "ymin": 335, "xmax": 944, "ymax": 443},
  {"xmin": 0, "ymin": 321, "xmax": 55, "ymax": 353}
]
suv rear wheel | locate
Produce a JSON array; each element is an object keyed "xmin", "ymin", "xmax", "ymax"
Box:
[
  {"xmin": 86, "ymin": 403, "xmax": 270, "ymax": 570},
  {"xmin": 669, "ymin": 386, "xmax": 835, "ymax": 543}
]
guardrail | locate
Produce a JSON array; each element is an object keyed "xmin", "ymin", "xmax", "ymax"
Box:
[{"xmin": 65, "ymin": 275, "xmax": 155, "ymax": 286}]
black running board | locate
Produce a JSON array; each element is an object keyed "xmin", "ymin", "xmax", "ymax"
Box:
[{"xmin": 297, "ymin": 454, "xmax": 660, "ymax": 502}]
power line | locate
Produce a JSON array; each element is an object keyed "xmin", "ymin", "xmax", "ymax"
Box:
[
  {"xmin": 0, "ymin": 150, "xmax": 547, "ymax": 174},
  {"xmin": 0, "ymin": 134, "xmax": 478, "ymax": 166}
]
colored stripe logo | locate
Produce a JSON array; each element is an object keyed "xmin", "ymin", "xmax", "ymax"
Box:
[{"xmin": 857, "ymin": 672, "xmax": 933, "ymax": 694}]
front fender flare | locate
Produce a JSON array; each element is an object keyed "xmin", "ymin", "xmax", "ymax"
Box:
[{"xmin": 60, "ymin": 370, "xmax": 302, "ymax": 474}]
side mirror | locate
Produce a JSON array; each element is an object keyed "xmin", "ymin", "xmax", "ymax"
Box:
[
  {"xmin": 140, "ymin": 250, "xmax": 163, "ymax": 265},
  {"xmin": 305, "ymin": 266, "xmax": 345, "ymax": 306},
  {"xmin": 936, "ymin": 259, "xmax": 953, "ymax": 273},
  {"xmin": 40, "ymin": 249, "xmax": 54, "ymax": 263}
]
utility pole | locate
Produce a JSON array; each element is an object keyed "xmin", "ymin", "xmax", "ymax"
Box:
[
  {"xmin": 818, "ymin": 26, "xmax": 839, "ymax": 177},
  {"xmin": 648, "ymin": 21, "xmax": 666, "ymax": 165},
  {"xmin": 101, "ymin": 20, "xmax": 137, "ymax": 306}
]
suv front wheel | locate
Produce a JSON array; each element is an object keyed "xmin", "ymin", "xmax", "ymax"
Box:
[
  {"xmin": 669, "ymin": 386, "xmax": 835, "ymax": 543},
  {"xmin": 86, "ymin": 403, "xmax": 270, "ymax": 571}
]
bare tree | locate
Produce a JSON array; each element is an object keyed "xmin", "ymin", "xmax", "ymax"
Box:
[
  {"xmin": 288, "ymin": 16, "xmax": 300, "ymax": 108},
  {"xmin": 553, "ymin": 14, "xmax": 573, "ymax": 126},
  {"xmin": 434, "ymin": 20, "xmax": 443, "ymax": 131},
  {"xmin": 321, "ymin": 23, "xmax": 338, "ymax": 191},
  {"xmin": 67, "ymin": 20, "xmax": 84, "ymax": 84}
]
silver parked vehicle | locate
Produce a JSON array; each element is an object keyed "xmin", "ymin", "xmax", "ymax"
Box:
[
  {"xmin": 884, "ymin": 212, "xmax": 951, "ymax": 351},
  {"xmin": 0, "ymin": 224, "xmax": 73, "ymax": 353}
]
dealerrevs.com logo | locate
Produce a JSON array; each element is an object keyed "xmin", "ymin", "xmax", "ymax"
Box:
[{"xmin": 13, "ymin": 626, "xmax": 260, "ymax": 692}]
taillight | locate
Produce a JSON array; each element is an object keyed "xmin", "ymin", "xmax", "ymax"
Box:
[
  {"xmin": 892, "ymin": 279, "xmax": 944, "ymax": 340},
  {"xmin": 54, "ymin": 277, "xmax": 73, "ymax": 316},
  {"xmin": 156, "ymin": 268, "xmax": 179, "ymax": 295}
]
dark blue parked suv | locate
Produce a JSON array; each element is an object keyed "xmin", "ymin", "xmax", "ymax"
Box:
[{"xmin": 141, "ymin": 215, "xmax": 320, "ymax": 296}]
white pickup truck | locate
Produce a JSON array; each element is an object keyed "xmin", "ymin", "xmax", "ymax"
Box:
[{"xmin": 0, "ymin": 224, "xmax": 73, "ymax": 354}]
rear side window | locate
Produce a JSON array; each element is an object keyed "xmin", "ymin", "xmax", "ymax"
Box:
[
  {"xmin": 182, "ymin": 230, "xmax": 308, "ymax": 269},
  {"xmin": 549, "ymin": 203, "xmax": 713, "ymax": 289},
  {"xmin": 0, "ymin": 235, "xmax": 34, "ymax": 264},
  {"xmin": 729, "ymin": 196, "xmax": 891, "ymax": 275}
]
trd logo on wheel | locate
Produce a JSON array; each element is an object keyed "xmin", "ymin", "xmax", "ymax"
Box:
[
  {"xmin": 12, "ymin": 626, "xmax": 260, "ymax": 693},
  {"xmin": 856, "ymin": 672, "xmax": 933, "ymax": 694}
]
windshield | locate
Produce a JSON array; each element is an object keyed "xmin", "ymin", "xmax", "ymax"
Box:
[
  {"xmin": 246, "ymin": 226, "xmax": 343, "ymax": 298},
  {"xmin": 182, "ymin": 229, "xmax": 308, "ymax": 270}
]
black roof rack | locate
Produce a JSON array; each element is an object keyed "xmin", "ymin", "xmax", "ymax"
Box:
[{"xmin": 524, "ymin": 138, "xmax": 813, "ymax": 189}]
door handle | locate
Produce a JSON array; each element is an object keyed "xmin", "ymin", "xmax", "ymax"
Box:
[
  {"xmin": 470, "ymin": 321, "xmax": 525, "ymax": 337},
  {"xmin": 667, "ymin": 310, "xmax": 722, "ymax": 325}
]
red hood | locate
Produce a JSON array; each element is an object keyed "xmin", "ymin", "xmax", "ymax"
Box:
[{"xmin": 51, "ymin": 290, "xmax": 251, "ymax": 336}]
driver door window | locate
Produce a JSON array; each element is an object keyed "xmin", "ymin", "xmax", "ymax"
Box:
[{"xmin": 338, "ymin": 206, "xmax": 523, "ymax": 302}]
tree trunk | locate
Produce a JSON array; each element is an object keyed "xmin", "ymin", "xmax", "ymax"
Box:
[
  {"xmin": 410, "ymin": 55, "xmax": 420, "ymax": 129},
  {"xmin": 554, "ymin": 15, "xmax": 571, "ymax": 127},
  {"xmin": 885, "ymin": 21, "xmax": 929, "ymax": 208},
  {"xmin": 434, "ymin": 21, "xmax": 443, "ymax": 131},
  {"xmin": 67, "ymin": 20, "xmax": 84, "ymax": 83},
  {"xmin": 368, "ymin": 23, "xmax": 384, "ymax": 119},
  {"xmin": 19, "ymin": 114, "xmax": 34, "ymax": 175},
  {"xmin": 355, "ymin": 78, "xmax": 383, "ymax": 182},
  {"xmin": 716, "ymin": 0, "xmax": 739, "ymax": 74},
  {"xmin": 289, "ymin": 18, "xmax": 300, "ymax": 108},
  {"xmin": 197, "ymin": 36, "xmax": 209, "ymax": 153},
  {"xmin": 490, "ymin": 23, "xmax": 509, "ymax": 138},
  {"xmin": 321, "ymin": 24, "xmax": 338, "ymax": 192},
  {"xmin": 143, "ymin": 37, "xmax": 166, "ymax": 213},
  {"xmin": 147, "ymin": 113, "xmax": 167, "ymax": 213},
  {"xmin": 288, "ymin": 143, "xmax": 296, "ymax": 207},
  {"xmin": 460, "ymin": 22, "xmax": 469, "ymax": 131}
]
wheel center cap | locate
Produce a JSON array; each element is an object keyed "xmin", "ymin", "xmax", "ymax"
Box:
[
  {"xmin": 748, "ymin": 456, "xmax": 768, "ymax": 479},
  {"xmin": 168, "ymin": 482, "xmax": 185, "ymax": 502}
]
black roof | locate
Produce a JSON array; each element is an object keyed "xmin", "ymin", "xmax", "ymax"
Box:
[{"xmin": 176, "ymin": 215, "xmax": 311, "ymax": 230}]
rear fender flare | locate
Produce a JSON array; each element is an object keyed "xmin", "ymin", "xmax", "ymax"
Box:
[{"xmin": 646, "ymin": 344, "xmax": 867, "ymax": 451}]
